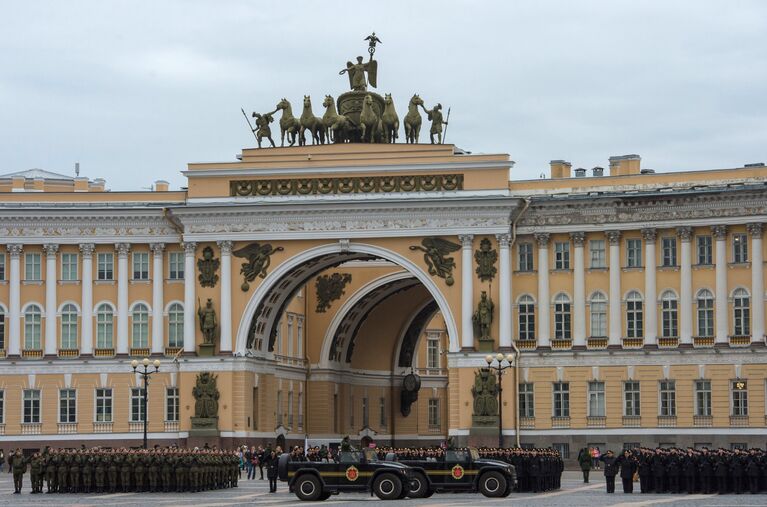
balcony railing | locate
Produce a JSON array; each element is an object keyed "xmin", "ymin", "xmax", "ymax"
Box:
[
  {"xmin": 587, "ymin": 337, "xmax": 608, "ymax": 349},
  {"xmin": 622, "ymin": 338, "xmax": 644, "ymax": 349},
  {"xmin": 21, "ymin": 423, "xmax": 42, "ymax": 435},
  {"xmin": 21, "ymin": 349, "xmax": 43, "ymax": 359},
  {"xmin": 622, "ymin": 415, "xmax": 641, "ymax": 427},
  {"xmin": 693, "ymin": 415, "xmax": 713, "ymax": 427},
  {"xmin": 693, "ymin": 336, "xmax": 714, "ymax": 348},
  {"xmin": 520, "ymin": 416, "xmax": 535, "ymax": 429},
  {"xmin": 164, "ymin": 346, "xmax": 183, "ymax": 357},
  {"xmin": 729, "ymin": 335, "xmax": 750, "ymax": 347},
  {"xmin": 658, "ymin": 337, "xmax": 679, "ymax": 348},
  {"xmin": 551, "ymin": 416, "xmax": 570, "ymax": 428},
  {"xmin": 164, "ymin": 421, "xmax": 180, "ymax": 432},
  {"xmin": 129, "ymin": 421, "xmax": 144, "ymax": 433},
  {"xmin": 730, "ymin": 415, "xmax": 749, "ymax": 427},
  {"xmin": 57, "ymin": 348, "xmax": 80, "ymax": 359},
  {"xmin": 58, "ymin": 422, "xmax": 78, "ymax": 434},
  {"xmin": 657, "ymin": 415, "xmax": 677, "ymax": 428},
  {"xmin": 94, "ymin": 348, "xmax": 115, "ymax": 358},
  {"xmin": 416, "ymin": 367, "xmax": 448, "ymax": 376},
  {"xmin": 586, "ymin": 416, "xmax": 606, "ymax": 428},
  {"xmin": 0, "ymin": 349, "xmax": 6, "ymax": 359},
  {"xmin": 130, "ymin": 348, "xmax": 151, "ymax": 357},
  {"xmin": 0, "ymin": 424, "xmax": 5, "ymax": 435},
  {"xmin": 515, "ymin": 339, "xmax": 537, "ymax": 350},
  {"xmin": 551, "ymin": 339, "xmax": 572, "ymax": 350},
  {"xmin": 93, "ymin": 422, "xmax": 113, "ymax": 433}
]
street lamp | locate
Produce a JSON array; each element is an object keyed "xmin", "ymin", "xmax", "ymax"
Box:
[
  {"xmin": 131, "ymin": 357, "xmax": 161, "ymax": 449},
  {"xmin": 485, "ymin": 351, "xmax": 516, "ymax": 448}
]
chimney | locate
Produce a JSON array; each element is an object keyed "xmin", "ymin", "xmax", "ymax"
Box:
[
  {"xmin": 154, "ymin": 180, "xmax": 170, "ymax": 192},
  {"xmin": 609, "ymin": 154, "xmax": 641, "ymax": 176},
  {"xmin": 11, "ymin": 175, "xmax": 25, "ymax": 192},
  {"xmin": 574, "ymin": 168, "xmax": 586, "ymax": 178},
  {"xmin": 74, "ymin": 177, "xmax": 89, "ymax": 192},
  {"xmin": 549, "ymin": 160, "xmax": 572, "ymax": 179},
  {"xmin": 32, "ymin": 177, "xmax": 45, "ymax": 192},
  {"xmin": 592, "ymin": 166, "xmax": 604, "ymax": 177},
  {"xmin": 91, "ymin": 178, "xmax": 106, "ymax": 191}
]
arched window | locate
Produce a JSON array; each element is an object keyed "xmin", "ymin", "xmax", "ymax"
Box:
[
  {"xmin": 131, "ymin": 303, "xmax": 149, "ymax": 349},
  {"xmin": 24, "ymin": 304, "xmax": 42, "ymax": 350},
  {"xmin": 696, "ymin": 289, "xmax": 714, "ymax": 337},
  {"xmin": 0, "ymin": 307, "xmax": 5, "ymax": 352},
  {"xmin": 589, "ymin": 292, "xmax": 607, "ymax": 337},
  {"xmin": 733, "ymin": 289, "xmax": 750, "ymax": 336},
  {"xmin": 96, "ymin": 304, "xmax": 114, "ymax": 349},
  {"xmin": 60, "ymin": 303, "xmax": 78, "ymax": 350},
  {"xmin": 626, "ymin": 291, "xmax": 643, "ymax": 339},
  {"xmin": 554, "ymin": 293, "xmax": 571, "ymax": 340},
  {"xmin": 168, "ymin": 303, "xmax": 184, "ymax": 348},
  {"xmin": 661, "ymin": 291, "xmax": 678, "ymax": 338},
  {"xmin": 518, "ymin": 295, "xmax": 535, "ymax": 341}
]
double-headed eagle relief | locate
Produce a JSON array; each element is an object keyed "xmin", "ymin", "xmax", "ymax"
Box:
[{"xmin": 244, "ymin": 33, "xmax": 449, "ymax": 146}]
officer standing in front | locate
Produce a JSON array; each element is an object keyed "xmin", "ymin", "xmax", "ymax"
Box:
[
  {"xmin": 616, "ymin": 450, "xmax": 638, "ymax": 493},
  {"xmin": 599, "ymin": 450, "xmax": 619, "ymax": 493}
]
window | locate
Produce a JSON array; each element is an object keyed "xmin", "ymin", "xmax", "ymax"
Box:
[
  {"xmin": 696, "ymin": 236, "xmax": 713, "ymax": 265},
  {"xmin": 23, "ymin": 389, "xmax": 41, "ymax": 423},
  {"xmin": 626, "ymin": 239, "xmax": 642, "ymax": 268},
  {"xmin": 661, "ymin": 291, "xmax": 678, "ymax": 338},
  {"xmin": 97, "ymin": 253, "xmax": 113, "ymax": 280},
  {"xmin": 61, "ymin": 253, "xmax": 78, "ymax": 281},
  {"xmin": 133, "ymin": 252, "xmax": 149, "ymax": 280},
  {"xmin": 588, "ymin": 381, "xmax": 605, "ymax": 417},
  {"xmin": 553, "ymin": 382, "xmax": 570, "ymax": 417},
  {"xmin": 276, "ymin": 390, "xmax": 283, "ymax": 426},
  {"xmin": 554, "ymin": 241, "xmax": 570, "ymax": 269},
  {"xmin": 276, "ymin": 320, "xmax": 283, "ymax": 355},
  {"xmin": 96, "ymin": 304, "xmax": 114, "ymax": 349},
  {"xmin": 167, "ymin": 303, "xmax": 184, "ymax": 348},
  {"xmin": 428, "ymin": 398, "xmax": 440, "ymax": 428},
  {"xmin": 518, "ymin": 295, "xmax": 535, "ymax": 341},
  {"xmin": 626, "ymin": 291, "xmax": 643, "ymax": 339},
  {"xmin": 552, "ymin": 443, "xmax": 570, "ymax": 459},
  {"xmin": 349, "ymin": 391, "xmax": 353, "ymax": 428},
  {"xmin": 661, "ymin": 237, "xmax": 677, "ymax": 267},
  {"xmin": 379, "ymin": 397, "xmax": 387, "ymax": 429},
  {"xmin": 60, "ymin": 303, "xmax": 78, "ymax": 350},
  {"xmin": 298, "ymin": 390, "xmax": 304, "ymax": 429},
  {"xmin": 733, "ymin": 234, "xmax": 748, "ymax": 263},
  {"xmin": 59, "ymin": 389, "xmax": 76, "ymax": 423},
  {"xmin": 24, "ymin": 304, "xmax": 42, "ymax": 350},
  {"xmin": 733, "ymin": 288, "xmax": 750, "ymax": 336},
  {"xmin": 426, "ymin": 336, "xmax": 440, "ymax": 369},
  {"xmin": 25, "ymin": 253, "xmax": 41, "ymax": 280},
  {"xmin": 518, "ymin": 242, "xmax": 534, "ymax": 271},
  {"xmin": 659, "ymin": 380, "xmax": 676, "ymax": 416},
  {"xmin": 0, "ymin": 253, "xmax": 5, "ymax": 280},
  {"xmin": 696, "ymin": 290, "xmax": 714, "ymax": 337},
  {"xmin": 0, "ymin": 309, "xmax": 5, "ymax": 351},
  {"xmin": 130, "ymin": 387, "xmax": 144, "ymax": 422},
  {"xmin": 695, "ymin": 380, "xmax": 711, "ymax": 417},
  {"xmin": 168, "ymin": 252, "xmax": 184, "ymax": 280},
  {"xmin": 166, "ymin": 388, "xmax": 179, "ymax": 422},
  {"xmin": 589, "ymin": 240, "xmax": 606, "ymax": 268},
  {"xmin": 623, "ymin": 443, "xmax": 641, "ymax": 451},
  {"xmin": 287, "ymin": 316, "xmax": 295, "ymax": 357},
  {"xmin": 554, "ymin": 294, "xmax": 571, "ymax": 340},
  {"xmin": 589, "ymin": 292, "xmax": 607, "ymax": 337},
  {"xmin": 624, "ymin": 381, "xmax": 641, "ymax": 417},
  {"xmin": 732, "ymin": 380, "xmax": 748, "ymax": 416},
  {"xmin": 519, "ymin": 383, "xmax": 534, "ymax": 418},
  {"xmin": 288, "ymin": 391, "xmax": 294, "ymax": 426},
  {"xmin": 131, "ymin": 304, "xmax": 149, "ymax": 348},
  {"xmin": 0, "ymin": 390, "xmax": 3, "ymax": 424},
  {"xmin": 95, "ymin": 388, "xmax": 112, "ymax": 423},
  {"xmin": 297, "ymin": 317, "xmax": 304, "ymax": 358},
  {"xmin": 361, "ymin": 396, "xmax": 368, "ymax": 427}
]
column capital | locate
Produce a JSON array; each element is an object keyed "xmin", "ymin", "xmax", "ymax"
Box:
[
  {"xmin": 641, "ymin": 228, "xmax": 657, "ymax": 243},
  {"xmin": 150, "ymin": 242, "xmax": 166, "ymax": 255},
  {"xmin": 606, "ymin": 230, "xmax": 621, "ymax": 245},
  {"xmin": 495, "ymin": 233, "xmax": 512, "ymax": 248},
  {"xmin": 676, "ymin": 226, "xmax": 693, "ymax": 242},
  {"xmin": 569, "ymin": 231, "xmax": 586, "ymax": 247},
  {"xmin": 711, "ymin": 225, "xmax": 727, "ymax": 240},
  {"xmin": 182, "ymin": 241, "xmax": 197, "ymax": 255},
  {"xmin": 746, "ymin": 223, "xmax": 763, "ymax": 238},
  {"xmin": 7, "ymin": 244, "xmax": 23, "ymax": 257},
  {"xmin": 79, "ymin": 243, "xmax": 96, "ymax": 258},
  {"xmin": 458, "ymin": 234, "xmax": 474, "ymax": 248},
  {"xmin": 217, "ymin": 240, "xmax": 234, "ymax": 254},
  {"xmin": 533, "ymin": 232, "xmax": 550, "ymax": 247},
  {"xmin": 115, "ymin": 243, "xmax": 131, "ymax": 257},
  {"xmin": 43, "ymin": 243, "xmax": 59, "ymax": 257}
]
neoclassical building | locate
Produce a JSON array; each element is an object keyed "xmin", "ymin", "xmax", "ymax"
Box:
[{"xmin": 0, "ymin": 147, "xmax": 765, "ymax": 457}]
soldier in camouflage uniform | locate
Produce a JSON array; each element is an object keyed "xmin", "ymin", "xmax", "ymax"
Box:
[
  {"xmin": 57, "ymin": 450, "xmax": 69, "ymax": 493},
  {"xmin": 69, "ymin": 449, "xmax": 81, "ymax": 493},
  {"xmin": 94, "ymin": 451, "xmax": 106, "ymax": 493},
  {"xmin": 12, "ymin": 449, "xmax": 29, "ymax": 494},
  {"xmin": 30, "ymin": 452, "xmax": 44, "ymax": 493},
  {"xmin": 120, "ymin": 450, "xmax": 132, "ymax": 493},
  {"xmin": 82, "ymin": 451, "xmax": 94, "ymax": 493},
  {"xmin": 45, "ymin": 449, "xmax": 58, "ymax": 493},
  {"xmin": 177, "ymin": 450, "xmax": 191, "ymax": 492},
  {"xmin": 161, "ymin": 449, "xmax": 174, "ymax": 492},
  {"xmin": 147, "ymin": 449, "xmax": 159, "ymax": 492}
]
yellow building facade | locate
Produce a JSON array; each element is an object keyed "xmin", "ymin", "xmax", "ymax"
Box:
[{"xmin": 0, "ymin": 147, "xmax": 765, "ymax": 459}]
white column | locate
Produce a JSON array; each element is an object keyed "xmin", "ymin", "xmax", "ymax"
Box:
[
  {"xmin": 642, "ymin": 229, "xmax": 658, "ymax": 346},
  {"xmin": 677, "ymin": 227, "xmax": 693, "ymax": 345},
  {"xmin": 43, "ymin": 244, "xmax": 59, "ymax": 356},
  {"xmin": 218, "ymin": 240, "xmax": 233, "ymax": 353},
  {"xmin": 7, "ymin": 244, "xmax": 22, "ymax": 356},
  {"xmin": 713, "ymin": 225, "xmax": 728, "ymax": 344},
  {"xmin": 496, "ymin": 233, "xmax": 512, "ymax": 349},
  {"xmin": 607, "ymin": 231, "xmax": 622, "ymax": 346},
  {"xmin": 571, "ymin": 232, "xmax": 586, "ymax": 347},
  {"xmin": 747, "ymin": 223, "xmax": 764, "ymax": 342},
  {"xmin": 459, "ymin": 234, "xmax": 474, "ymax": 350},
  {"xmin": 116, "ymin": 243, "xmax": 130, "ymax": 354},
  {"xmin": 535, "ymin": 233, "xmax": 550, "ymax": 348},
  {"xmin": 151, "ymin": 243, "xmax": 165, "ymax": 354},
  {"xmin": 80, "ymin": 243, "xmax": 95, "ymax": 355},
  {"xmin": 183, "ymin": 242, "xmax": 197, "ymax": 353}
]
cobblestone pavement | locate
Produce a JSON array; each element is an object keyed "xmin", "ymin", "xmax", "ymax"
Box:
[{"xmin": 1, "ymin": 471, "xmax": 764, "ymax": 506}]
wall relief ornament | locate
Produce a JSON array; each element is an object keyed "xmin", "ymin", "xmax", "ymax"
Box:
[
  {"xmin": 472, "ymin": 368, "xmax": 498, "ymax": 417},
  {"xmin": 191, "ymin": 372, "xmax": 220, "ymax": 429},
  {"xmin": 230, "ymin": 174, "xmax": 463, "ymax": 196},
  {"xmin": 409, "ymin": 237, "xmax": 461, "ymax": 286},
  {"xmin": 474, "ymin": 238, "xmax": 497, "ymax": 282},
  {"xmin": 232, "ymin": 242, "xmax": 285, "ymax": 291},
  {"xmin": 315, "ymin": 273, "xmax": 352, "ymax": 313},
  {"xmin": 197, "ymin": 246, "xmax": 220, "ymax": 288}
]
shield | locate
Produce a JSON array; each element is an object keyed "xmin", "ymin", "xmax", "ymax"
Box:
[{"xmin": 367, "ymin": 58, "xmax": 378, "ymax": 88}]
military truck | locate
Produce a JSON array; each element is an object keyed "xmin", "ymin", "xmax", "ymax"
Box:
[
  {"xmin": 387, "ymin": 447, "xmax": 516, "ymax": 498},
  {"xmin": 278, "ymin": 448, "xmax": 413, "ymax": 501}
]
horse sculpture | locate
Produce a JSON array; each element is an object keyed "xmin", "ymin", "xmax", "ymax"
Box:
[
  {"xmin": 276, "ymin": 98, "xmax": 301, "ymax": 147},
  {"xmin": 299, "ymin": 95, "xmax": 325, "ymax": 146},
  {"xmin": 322, "ymin": 95, "xmax": 349, "ymax": 143},
  {"xmin": 404, "ymin": 94, "xmax": 424, "ymax": 144},
  {"xmin": 359, "ymin": 94, "xmax": 381, "ymax": 144},
  {"xmin": 382, "ymin": 93, "xmax": 399, "ymax": 143}
]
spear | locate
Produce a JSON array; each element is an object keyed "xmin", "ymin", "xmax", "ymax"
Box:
[
  {"xmin": 241, "ymin": 108, "xmax": 258, "ymax": 141},
  {"xmin": 442, "ymin": 107, "xmax": 451, "ymax": 144}
]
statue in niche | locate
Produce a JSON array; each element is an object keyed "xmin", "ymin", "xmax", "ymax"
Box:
[
  {"xmin": 197, "ymin": 297, "xmax": 218, "ymax": 345},
  {"xmin": 472, "ymin": 291, "xmax": 494, "ymax": 342},
  {"xmin": 197, "ymin": 246, "xmax": 220, "ymax": 288}
]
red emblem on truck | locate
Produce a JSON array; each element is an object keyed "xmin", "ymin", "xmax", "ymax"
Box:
[
  {"xmin": 451, "ymin": 464, "xmax": 464, "ymax": 479},
  {"xmin": 346, "ymin": 465, "xmax": 359, "ymax": 481}
]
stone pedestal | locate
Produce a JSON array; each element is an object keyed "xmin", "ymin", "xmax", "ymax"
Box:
[
  {"xmin": 469, "ymin": 416, "xmax": 500, "ymax": 447},
  {"xmin": 188, "ymin": 417, "xmax": 220, "ymax": 449},
  {"xmin": 198, "ymin": 343, "xmax": 215, "ymax": 357},
  {"xmin": 478, "ymin": 338, "xmax": 494, "ymax": 353}
]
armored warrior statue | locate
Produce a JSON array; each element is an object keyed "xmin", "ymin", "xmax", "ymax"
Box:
[{"xmin": 197, "ymin": 298, "xmax": 217, "ymax": 345}]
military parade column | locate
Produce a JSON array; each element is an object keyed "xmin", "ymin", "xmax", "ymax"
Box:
[
  {"xmin": 7, "ymin": 244, "xmax": 22, "ymax": 356},
  {"xmin": 713, "ymin": 225, "xmax": 728, "ymax": 344},
  {"xmin": 642, "ymin": 229, "xmax": 658, "ymax": 346},
  {"xmin": 497, "ymin": 233, "xmax": 512, "ymax": 349},
  {"xmin": 183, "ymin": 242, "xmax": 197, "ymax": 353},
  {"xmin": 607, "ymin": 231, "xmax": 622, "ymax": 346},
  {"xmin": 534, "ymin": 233, "xmax": 550, "ymax": 348},
  {"xmin": 748, "ymin": 223, "xmax": 764, "ymax": 342},
  {"xmin": 151, "ymin": 243, "xmax": 165, "ymax": 354},
  {"xmin": 80, "ymin": 243, "xmax": 95, "ymax": 355},
  {"xmin": 677, "ymin": 227, "xmax": 693, "ymax": 345},
  {"xmin": 459, "ymin": 234, "xmax": 474, "ymax": 349},
  {"xmin": 43, "ymin": 243, "xmax": 59, "ymax": 356},
  {"xmin": 218, "ymin": 240, "xmax": 233, "ymax": 353},
  {"xmin": 116, "ymin": 243, "xmax": 131, "ymax": 354},
  {"xmin": 571, "ymin": 232, "xmax": 587, "ymax": 347}
]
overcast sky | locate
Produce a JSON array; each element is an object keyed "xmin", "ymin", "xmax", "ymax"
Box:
[{"xmin": 2, "ymin": 0, "xmax": 765, "ymax": 190}]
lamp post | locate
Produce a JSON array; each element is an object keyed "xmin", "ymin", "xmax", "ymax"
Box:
[
  {"xmin": 485, "ymin": 351, "xmax": 516, "ymax": 448},
  {"xmin": 131, "ymin": 357, "xmax": 161, "ymax": 449}
]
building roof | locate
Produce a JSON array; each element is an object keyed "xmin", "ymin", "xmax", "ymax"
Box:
[{"xmin": 0, "ymin": 168, "xmax": 75, "ymax": 180}]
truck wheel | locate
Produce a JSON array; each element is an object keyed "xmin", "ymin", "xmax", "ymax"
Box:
[
  {"xmin": 479, "ymin": 471, "xmax": 507, "ymax": 498},
  {"xmin": 294, "ymin": 475, "xmax": 322, "ymax": 501},
  {"xmin": 407, "ymin": 472, "xmax": 429, "ymax": 498},
  {"xmin": 373, "ymin": 473, "xmax": 403, "ymax": 500}
]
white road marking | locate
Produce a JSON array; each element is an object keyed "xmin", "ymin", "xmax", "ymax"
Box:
[
  {"xmin": 609, "ymin": 493, "xmax": 716, "ymax": 507},
  {"xmin": 517, "ymin": 482, "xmax": 604, "ymax": 499}
]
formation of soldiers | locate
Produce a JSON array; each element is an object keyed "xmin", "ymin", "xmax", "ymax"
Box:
[{"xmin": 5, "ymin": 447, "xmax": 240, "ymax": 494}]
